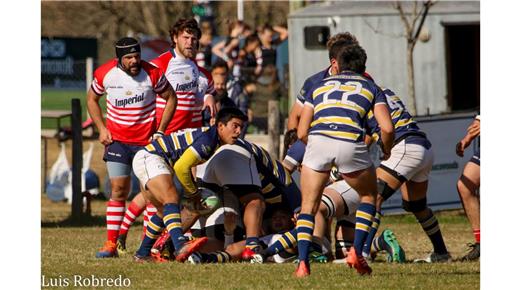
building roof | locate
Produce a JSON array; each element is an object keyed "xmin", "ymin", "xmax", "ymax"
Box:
[{"xmin": 289, "ymin": 1, "xmax": 480, "ymax": 18}]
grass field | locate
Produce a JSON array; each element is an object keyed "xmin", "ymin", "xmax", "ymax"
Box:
[
  {"xmin": 41, "ymin": 195, "xmax": 480, "ymax": 289},
  {"xmin": 41, "ymin": 89, "xmax": 106, "ymax": 129}
]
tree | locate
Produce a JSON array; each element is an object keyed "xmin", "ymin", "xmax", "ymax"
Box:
[{"xmin": 393, "ymin": 0, "xmax": 435, "ymax": 116}]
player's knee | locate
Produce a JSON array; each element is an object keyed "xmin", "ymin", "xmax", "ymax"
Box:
[
  {"xmin": 377, "ymin": 178, "xmax": 397, "ymax": 201},
  {"xmin": 246, "ymin": 197, "xmax": 265, "ymax": 212},
  {"xmin": 320, "ymin": 195, "xmax": 335, "ymax": 218},
  {"xmin": 402, "ymin": 198, "xmax": 427, "ymax": 213}
]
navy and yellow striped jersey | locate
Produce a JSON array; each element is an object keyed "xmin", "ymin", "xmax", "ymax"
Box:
[
  {"xmin": 296, "ymin": 67, "xmax": 331, "ymax": 106},
  {"xmin": 144, "ymin": 126, "xmax": 220, "ymax": 194},
  {"xmin": 304, "ymin": 71, "xmax": 387, "ymax": 143},
  {"xmin": 366, "ymin": 88, "xmax": 426, "ymax": 143},
  {"xmin": 236, "ymin": 139, "xmax": 295, "ymax": 204}
]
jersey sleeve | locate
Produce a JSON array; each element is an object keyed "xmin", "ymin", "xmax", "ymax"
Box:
[
  {"xmin": 91, "ymin": 59, "xmax": 117, "ymax": 96},
  {"xmin": 373, "ymin": 84, "xmax": 389, "ymax": 106},
  {"xmin": 199, "ymin": 66, "xmax": 217, "ymax": 97},
  {"xmin": 283, "ymin": 140, "xmax": 306, "ymax": 168},
  {"xmin": 303, "ymin": 82, "xmax": 319, "ymax": 108},
  {"xmin": 295, "ymin": 79, "xmax": 313, "ymax": 106}
]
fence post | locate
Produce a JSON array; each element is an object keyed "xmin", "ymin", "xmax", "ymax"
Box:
[
  {"xmin": 71, "ymin": 98, "xmax": 83, "ymax": 218},
  {"xmin": 268, "ymin": 100, "xmax": 280, "ymax": 160}
]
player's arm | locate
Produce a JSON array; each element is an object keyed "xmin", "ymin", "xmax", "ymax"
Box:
[
  {"xmin": 287, "ymin": 103, "xmax": 303, "ymax": 131},
  {"xmin": 157, "ymin": 84, "xmax": 177, "ymax": 135},
  {"xmin": 297, "ymin": 105, "xmax": 313, "ymax": 144},
  {"xmin": 173, "ymin": 147, "xmax": 203, "ymax": 198},
  {"xmin": 456, "ymin": 117, "xmax": 480, "ymax": 157},
  {"xmin": 86, "ymin": 88, "xmax": 112, "ymax": 145},
  {"xmin": 373, "ymin": 103, "xmax": 394, "ymax": 160}
]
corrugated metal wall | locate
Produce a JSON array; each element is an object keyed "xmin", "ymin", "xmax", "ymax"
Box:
[{"xmin": 289, "ymin": 7, "xmax": 479, "ymax": 116}]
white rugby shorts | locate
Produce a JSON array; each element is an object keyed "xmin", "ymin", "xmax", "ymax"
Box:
[
  {"xmin": 380, "ymin": 140, "xmax": 434, "ymax": 182},
  {"xmin": 324, "ymin": 180, "xmax": 360, "ymax": 223},
  {"xmin": 302, "ymin": 135, "xmax": 372, "ymax": 173},
  {"xmin": 132, "ymin": 150, "xmax": 173, "ymax": 187},
  {"xmin": 202, "ymin": 144, "xmax": 261, "ymax": 187}
]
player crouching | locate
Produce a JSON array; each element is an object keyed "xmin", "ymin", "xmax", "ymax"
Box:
[{"xmin": 131, "ymin": 107, "xmax": 248, "ymax": 262}]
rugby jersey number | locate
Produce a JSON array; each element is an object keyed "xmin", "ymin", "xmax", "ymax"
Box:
[{"xmin": 322, "ymin": 80, "xmax": 362, "ymax": 105}]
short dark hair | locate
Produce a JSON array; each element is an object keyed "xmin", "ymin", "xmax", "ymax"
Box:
[
  {"xmin": 212, "ymin": 59, "xmax": 229, "ymax": 74},
  {"xmin": 327, "ymin": 32, "xmax": 358, "ymax": 50},
  {"xmin": 169, "ymin": 18, "xmax": 201, "ymax": 48},
  {"xmin": 215, "ymin": 107, "xmax": 248, "ymax": 125},
  {"xmin": 328, "ymin": 34, "xmax": 360, "ymax": 61},
  {"xmin": 282, "ymin": 129, "xmax": 298, "ymax": 158},
  {"xmin": 336, "ymin": 43, "xmax": 367, "ymax": 74},
  {"xmin": 245, "ymin": 33, "xmax": 260, "ymax": 47}
]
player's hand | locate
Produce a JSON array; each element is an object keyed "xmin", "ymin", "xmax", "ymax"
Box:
[
  {"xmin": 99, "ymin": 128, "xmax": 113, "ymax": 146},
  {"xmin": 456, "ymin": 140, "xmax": 467, "ymax": 157},
  {"xmin": 223, "ymin": 212, "xmax": 237, "ymax": 235},
  {"xmin": 151, "ymin": 131, "xmax": 164, "ymax": 141},
  {"xmin": 202, "ymin": 94, "xmax": 217, "ymax": 117}
]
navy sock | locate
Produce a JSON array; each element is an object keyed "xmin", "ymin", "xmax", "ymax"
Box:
[
  {"xmin": 417, "ymin": 209, "xmax": 448, "ymax": 254},
  {"xmin": 136, "ymin": 214, "xmax": 164, "ymax": 257},
  {"xmin": 296, "ymin": 213, "xmax": 315, "ymax": 263},
  {"xmin": 362, "ymin": 211, "xmax": 381, "ymax": 256},
  {"xmin": 262, "ymin": 229, "xmax": 297, "ymax": 257},
  {"xmin": 353, "ymin": 203, "xmax": 376, "ymax": 255},
  {"xmin": 163, "ymin": 203, "xmax": 186, "ymax": 251}
]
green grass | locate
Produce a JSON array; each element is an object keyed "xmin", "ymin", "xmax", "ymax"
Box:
[
  {"xmin": 41, "ymin": 196, "xmax": 479, "ymax": 289},
  {"xmin": 41, "ymin": 89, "xmax": 106, "ymax": 129}
]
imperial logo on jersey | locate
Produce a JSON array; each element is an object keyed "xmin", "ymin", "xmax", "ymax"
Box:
[
  {"xmin": 304, "ymin": 71, "xmax": 387, "ymax": 143},
  {"xmin": 151, "ymin": 49, "xmax": 216, "ymax": 134},
  {"xmin": 91, "ymin": 59, "xmax": 169, "ymax": 145}
]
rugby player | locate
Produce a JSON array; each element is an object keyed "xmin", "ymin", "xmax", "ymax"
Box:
[
  {"xmin": 131, "ymin": 107, "xmax": 247, "ymax": 262},
  {"xmin": 295, "ymin": 42, "xmax": 394, "ymax": 277},
  {"xmin": 360, "ymin": 88, "xmax": 451, "ymax": 263},
  {"xmin": 87, "ymin": 37, "xmax": 177, "ymax": 258},
  {"xmin": 456, "ymin": 115, "xmax": 480, "ymax": 261}
]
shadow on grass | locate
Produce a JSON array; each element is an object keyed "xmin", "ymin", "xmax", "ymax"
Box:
[{"xmin": 41, "ymin": 214, "xmax": 106, "ymax": 228}]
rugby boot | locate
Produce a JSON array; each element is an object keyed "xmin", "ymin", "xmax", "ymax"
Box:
[
  {"xmin": 381, "ymin": 229, "xmax": 406, "ymax": 263},
  {"xmin": 96, "ymin": 240, "xmax": 118, "ymax": 258},
  {"xmin": 133, "ymin": 253, "xmax": 168, "ymax": 263},
  {"xmin": 460, "ymin": 243, "xmax": 480, "ymax": 261},
  {"xmin": 116, "ymin": 237, "xmax": 127, "ymax": 256},
  {"xmin": 413, "ymin": 251, "xmax": 452, "ymax": 263},
  {"xmin": 293, "ymin": 260, "xmax": 311, "ymax": 278},
  {"xmin": 241, "ymin": 245, "xmax": 261, "ymax": 261},
  {"xmin": 174, "ymin": 237, "xmax": 208, "ymax": 262},
  {"xmin": 346, "ymin": 247, "xmax": 372, "ymax": 275}
]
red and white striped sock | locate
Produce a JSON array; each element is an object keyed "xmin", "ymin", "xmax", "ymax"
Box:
[
  {"xmin": 142, "ymin": 203, "xmax": 158, "ymax": 239},
  {"xmin": 118, "ymin": 200, "xmax": 146, "ymax": 238},
  {"xmin": 473, "ymin": 229, "xmax": 480, "ymax": 243},
  {"xmin": 106, "ymin": 200, "xmax": 126, "ymax": 243}
]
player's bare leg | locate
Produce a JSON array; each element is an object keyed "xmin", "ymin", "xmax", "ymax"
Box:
[
  {"xmin": 294, "ymin": 166, "xmax": 329, "ymax": 277},
  {"xmin": 135, "ymin": 174, "xmax": 207, "ymax": 262},
  {"xmin": 457, "ymin": 162, "xmax": 480, "ymax": 260},
  {"xmin": 239, "ymin": 192, "xmax": 266, "ymax": 260},
  {"xmin": 361, "ymin": 168, "xmax": 404, "ymax": 259}
]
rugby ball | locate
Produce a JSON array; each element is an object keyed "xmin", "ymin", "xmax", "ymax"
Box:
[{"xmin": 187, "ymin": 187, "xmax": 220, "ymax": 216}]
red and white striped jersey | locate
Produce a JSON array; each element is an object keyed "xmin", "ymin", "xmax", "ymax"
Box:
[
  {"xmin": 91, "ymin": 59, "xmax": 169, "ymax": 145},
  {"xmin": 151, "ymin": 49, "xmax": 216, "ymax": 134}
]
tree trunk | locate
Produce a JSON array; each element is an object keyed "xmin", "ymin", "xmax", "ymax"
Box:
[{"xmin": 406, "ymin": 43, "xmax": 418, "ymax": 116}]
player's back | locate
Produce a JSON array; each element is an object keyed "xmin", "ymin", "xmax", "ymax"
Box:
[
  {"xmin": 144, "ymin": 126, "xmax": 215, "ymax": 165},
  {"xmin": 306, "ymin": 71, "xmax": 384, "ymax": 143},
  {"xmin": 366, "ymin": 88, "xmax": 425, "ymax": 143}
]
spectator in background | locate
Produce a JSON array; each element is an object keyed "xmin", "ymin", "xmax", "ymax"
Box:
[
  {"xmin": 195, "ymin": 20, "xmax": 214, "ymax": 71},
  {"xmin": 228, "ymin": 75, "xmax": 255, "ymax": 138},
  {"xmin": 203, "ymin": 60, "xmax": 237, "ymax": 126},
  {"xmin": 237, "ymin": 34, "xmax": 262, "ymax": 79},
  {"xmin": 212, "ymin": 20, "xmax": 246, "ymax": 79},
  {"xmin": 257, "ymin": 24, "xmax": 288, "ymax": 73}
]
